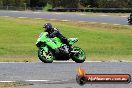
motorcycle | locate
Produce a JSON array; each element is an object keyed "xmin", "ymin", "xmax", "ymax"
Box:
[{"xmin": 36, "ymin": 32, "xmax": 86, "ymax": 63}]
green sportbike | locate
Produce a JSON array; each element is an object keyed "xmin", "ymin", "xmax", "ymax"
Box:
[{"xmin": 36, "ymin": 32, "xmax": 86, "ymax": 63}]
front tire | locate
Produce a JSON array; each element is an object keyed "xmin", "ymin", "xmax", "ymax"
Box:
[
  {"xmin": 71, "ymin": 47, "xmax": 86, "ymax": 63},
  {"xmin": 38, "ymin": 49, "xmax": 54, "ymax": 63}
]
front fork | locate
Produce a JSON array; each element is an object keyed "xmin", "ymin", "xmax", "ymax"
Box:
[
  {"xmin": 38, "ymin": 46, "xmax": 49, "ymax": 57},
  {"xmin": 70, "ymin": 46, "xmax": 80, "ymax": 55}
]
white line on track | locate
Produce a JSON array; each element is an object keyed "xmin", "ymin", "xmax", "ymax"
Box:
[
  {"xmin": 34, "ymin": 18, "xmax": 43, "ymax": 20},
  {"xmin": 121, "ymin": 16, "xmax": 128, "ymax": 18},
  {"xmin": 101, "ymin": 23, "xmax": 108, "ymax": 25},
  {"xmin": 25, "ymin": 80, "xmax": 49, "ymax": 82},
  {"xmin": 78, "ymin": 21, "xmax": 86, "ymax": 22},
  {"xmin": 10, "ymin": 11, "xmax": 19, "ymax": 12},
  {"xmin": 0, "ymin": 61, "xmax": 102, "ymax": 63},
  {"xmin": 53, "ymin": 61, "xmax": 102, "ymax": 62},
  {"xmin": 33, "ymin": 12, "xmax": 42, "ymax": 13},
  {"xmin": 53, "ymin": 60, "xmax": 132, "ymax": 62},
  {"xmin": 113, "ymin": 24, "xmax": 120, "ymax": 25},
  {"xmin": 0, "ymin": 60, "xmax": 132, "ymax": 63},
  {"xmin": 0, "ymin": 80, "xmax": 50, "ymax": 83},
  {"xmin": 120, "ymin": 60, "xmax": 132, "ymax": 62},
  {"xmin": 0, "ymin": 79, "xmax": 71, "ymax": 83},
  {"xmin": 79, "ymin": 14, "xmax": 86, "ymax": 16},
  {"xmin": 1, "ymin": 16, "xmax": 10, "ymax": 17},
  {"xmin": 90, "ymin": 22, "xmax": 97, "ymax": 24},
  {"xmin": 61, "ymin": 20, "xmax": 70, "ymax": 22},
  {"xmin": 49, "ymin": 19, "xmax": 57, "ymax": 21},
  {"xmin": 18, "ymin": 17, "xmax": 28, "ymax": 19},
  {"xmin": 55, "ymin": 13, "xmax": 63, "ymax": 15},
  {"xmin": 100, "ymin": 15, "xmax": 109, "ymax": 16},
  {"xmin": 0, "ymin": 81, "xmax": 16, "ymax": 83}
]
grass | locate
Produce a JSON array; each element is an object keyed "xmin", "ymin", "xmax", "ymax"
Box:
[
  {"xmin": 0, "ymin": 82, "xmax": 32, "ymax": 87},
  {"xmin": 0, "ymin": 17, "xmax": 132, "ymax": 61}
]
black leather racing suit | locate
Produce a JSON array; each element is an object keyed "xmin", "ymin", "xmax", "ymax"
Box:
[
  {"xmin": 128, "ymin": 13, "xmax": 132, "ymax": 24},
  {"xmin": 130, "ymin": 13, "xmax": 132, "ymax": 20},
  {"xmin": 45, "ymin": 28, "xmax": 70, "ymax": 47}
]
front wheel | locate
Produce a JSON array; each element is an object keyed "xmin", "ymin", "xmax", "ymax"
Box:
[
  {"xmin": 71, "ymin": 46, "xmax": 86, "ymax": 63},
  {"xmin": 128, "ymin": 18, "xmax": 132, "ymax": 25},
  {"xmin": 38, "ymin": 49, "xmax": 54, "ymax": 63}
]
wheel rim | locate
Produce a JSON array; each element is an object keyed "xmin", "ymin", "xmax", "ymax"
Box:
[
  {"xmin": 45, "ymin": 51, "xmax": 53, "ymax": 61},
  {"xmin": 72, "ymin": 47, "xmax": 85, "ymax": 60}
]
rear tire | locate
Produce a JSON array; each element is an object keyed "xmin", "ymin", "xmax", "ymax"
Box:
[
  {"xmin": 71, "ymin": 47, "xmax": 86, "ymax": 63},
  {"xmin": 38, "ymin": 49, "xmax": 54, "ymax": 63}
]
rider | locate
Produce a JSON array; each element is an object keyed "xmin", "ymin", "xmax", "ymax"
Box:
[
  {"xmin": 43, "ymin": 23, "xmax": 71, "ymax": 49},
  {"xmin": 130, "ymin": 13, "xmax": 132, "ymax": 20},
  {"xmin": 128, "ymin": 13, "xmax": 132, "ymax": 24}
]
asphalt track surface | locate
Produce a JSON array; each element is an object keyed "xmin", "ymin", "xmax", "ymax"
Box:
[
  {"xmin": 0, "ymin": 11, "xmax": 129, "ymax": 25},
  {"xmin": 0, "ymin": 62, "xmax": 132, "ymax": 88}
]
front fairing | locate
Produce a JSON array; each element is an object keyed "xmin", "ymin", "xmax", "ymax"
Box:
[
  {"xmin": 36, "ymin": 32, "xmax": 48, "ymax": 43},
  {"xmin": 36, "ymin": 32, "xmax": 63, "ymax": 49},
  {"xmin": 36, "ymin": 32, "xmax": 48, "ymax": 47}
]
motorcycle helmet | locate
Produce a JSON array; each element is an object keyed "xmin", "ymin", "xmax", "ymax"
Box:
[{"xmin": 43, "ymin": 23, "xmax": 52, "ymax": 32}]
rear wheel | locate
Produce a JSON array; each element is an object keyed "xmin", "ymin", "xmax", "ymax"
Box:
[
  {"xmin": 71, "ymin": 47, "xmax": 86, "ymax": 63},
  {"xmin": 38, "ymin": 49, "xmax": 54, "ymax": 63}
]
